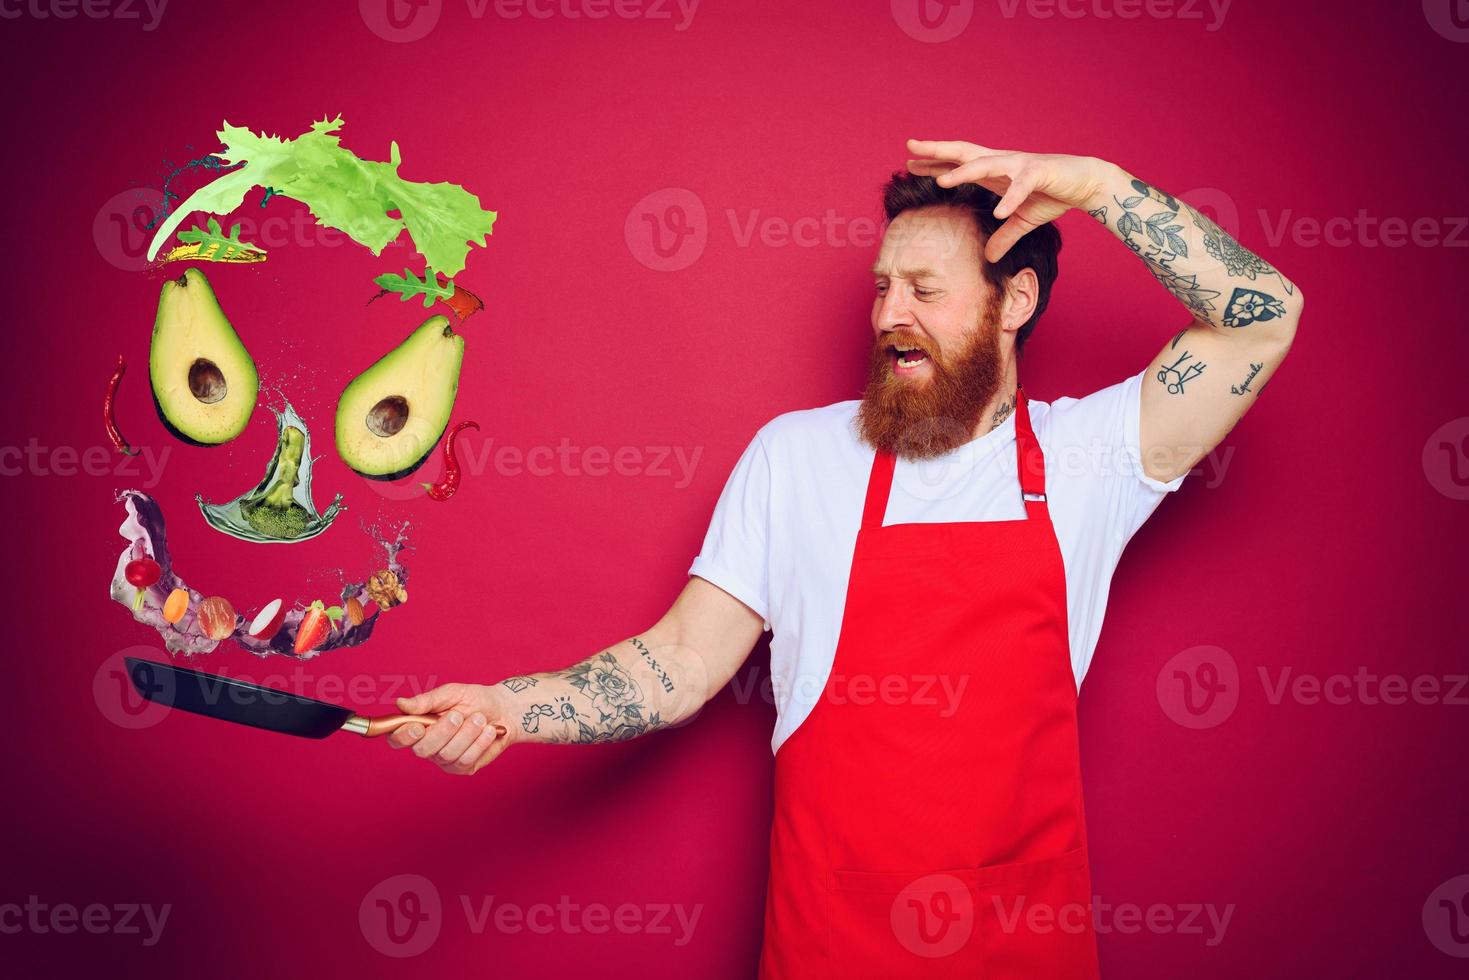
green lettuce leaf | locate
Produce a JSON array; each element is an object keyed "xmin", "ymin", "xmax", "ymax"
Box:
[{"xmin": 147, "ymin": 116, "xmax": 496, "ymax": 276}]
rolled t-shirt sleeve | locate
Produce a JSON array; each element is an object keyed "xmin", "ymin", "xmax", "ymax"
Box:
[{"xmin": 689, "ymin": 431, "xmax": 773, "ymax": 631}]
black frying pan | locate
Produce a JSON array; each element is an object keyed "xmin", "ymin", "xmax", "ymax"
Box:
[{"xmin": 124, "ymin": 657, "xmax": 507, "ymax": 741}]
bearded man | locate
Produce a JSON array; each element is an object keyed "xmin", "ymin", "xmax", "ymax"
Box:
[{"xmin": 384, "ymin": 139, "xmax": 1302, "ymax": 978}]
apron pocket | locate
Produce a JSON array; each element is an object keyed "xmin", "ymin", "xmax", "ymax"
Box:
[
  {"xmin": 827, "ymin": 866, "xmax": 985, "ymax": 978},
  {"xmin": 972, "ymin": 845, "xmax": 1099, "ymax": 980}
]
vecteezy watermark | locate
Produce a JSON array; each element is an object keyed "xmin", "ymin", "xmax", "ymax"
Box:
[
  {"xmin": 93, "ymin": 186, "xmax": 352, "ymax": 272},
  {"xmin": 0, "ymin": 896, "xmax": 171, "ymax": 946},
  {"xmin": 93, "ymin": 187, "xmax": 166, "ymax": 273},
  {"xmin": 892, "ymin": 873, "xmax": 975, "ymax": 957},
  {"xmin": 1423, "ymin": 874, "xmax": 1469, "ymax": 958},
  {"xmin": 1423, "ymin": 0, "xmax": 1469, "ymax": 43},
  {"xmin": 0, "ymin": 0, "xmax": 168, "ymax": 30},
  {"xmin": 360, "ymin": 874, "xmax": 443, "ymax": 958},
  {"xmin": 724, "ymin": 665, "xmax": 972, "ymax": 719},
  {"xmin": 890, "ymin": 0, "xmax": 974, "ymax": 43},
  {"xmin": 1158, "ymin": 646, "xmax": 1469, "ymax": 728},
  {"xmin": 626, "ymin": 187, "xmax": 986, "ymax": 272},
  {"xmin": 359, "ymin": 874, "xmax": 702, "ymax": 958},
  {"xmin": 1256, "ymin": 666, "xmax": 1469, "ymax": 707},
  {"xmin": 1177, "ymin": 187, "xmax": 1468, "ymax": 251},
  {"xmin": 994, "ymin": 0, "xmax": 1233, "ymax": 31},
  {"xmin": 890, "ymin": 882, "xmax": 1233, "ymax": 959},
  {"xmin": 94, "ymin": 647, "xmax": 176, "ymax": 731},
  {"xmin": 360, "ymin": 0, "xmax": 699, "ymax": 42},
  {"xmin": 1156, "ymin": 645, "xmax": 1240, "ymax": 730},
  {"xmin": 363, "ymin": 433, "xmax": 705, "ymax": 502},
  {"xmin": 1, "ymin": 440, "xmax": 170, "ymax": 487},
  {"xmin": 1423, "ymin": 417, "xmax": 1469, "ymax": 501},
  {"xmin": 991, "ymin": 895, "xmax": 1235, "ymax": 947},
  {"xmin": 625, "ymin": 188, "xmax": 709, "ymax": 271}
]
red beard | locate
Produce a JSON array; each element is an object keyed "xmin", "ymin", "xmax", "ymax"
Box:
[{"xmin": 856, "ymin": 315, "xmax": 1005, "ymax": 460}]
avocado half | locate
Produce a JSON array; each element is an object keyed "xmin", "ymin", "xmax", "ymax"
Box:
[
  {"xmin": 149, "ymin": 268, "xmax": 259, "ymax": 446},
  {"xmin": 335, "ymin": 316, "xmax": 465, "ymax": 480}
]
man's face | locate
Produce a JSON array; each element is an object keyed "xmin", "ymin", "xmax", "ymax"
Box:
[{"xmin": 859, "ymin": 206, "xmax": 1005, "ymax": 460}]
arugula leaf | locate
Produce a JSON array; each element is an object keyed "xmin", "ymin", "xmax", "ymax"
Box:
[
  {"xmin": 374, "ymin": 267, "xmax": 455, "ymax": 308},
  {"xmin": 147, "ymin": 116, "xmax": 496, "ymax": 276},
  {"xmin": 175, "ymin": 217, "xmax": 265, "ymax": 261}
]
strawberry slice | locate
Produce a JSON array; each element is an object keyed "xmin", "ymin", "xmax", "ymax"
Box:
[{"xmin": 294, "ymin": 601, "xmax": 331, "ymax": 655}]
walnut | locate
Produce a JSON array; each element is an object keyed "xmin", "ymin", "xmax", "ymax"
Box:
[{"xmin": 366, "ymin": 569, "xmax": 407, "ymax": 609}]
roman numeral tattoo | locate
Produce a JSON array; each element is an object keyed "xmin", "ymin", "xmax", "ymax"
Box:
[{"xmin": 629, "ymin": 637, "xmax": 676, "ymax": 694}]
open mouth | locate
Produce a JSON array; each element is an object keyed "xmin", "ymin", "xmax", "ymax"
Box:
[{"xmin": 888, "ymin": 342, "xmax": 931, "ymax": 371}]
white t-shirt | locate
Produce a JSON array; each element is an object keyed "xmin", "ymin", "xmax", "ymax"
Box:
[{"xmin": 689, "ymin": 369, "xmax": 1186, "ymax": 752}]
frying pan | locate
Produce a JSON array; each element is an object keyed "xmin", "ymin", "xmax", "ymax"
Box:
[{"xmin": 124, "ymin": 657, "xmax": 507, "ymax": 741}]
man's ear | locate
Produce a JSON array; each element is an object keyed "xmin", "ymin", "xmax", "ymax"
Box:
[{"xmin": 999, "ymin": 268, "xmax": 1040, "ymax": 335}]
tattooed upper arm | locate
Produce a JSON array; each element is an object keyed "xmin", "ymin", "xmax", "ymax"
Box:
[
  {"xmin": 1138, "ymin": 317, "xmax": 1296, "ymax": 483},
  {"xmin": 1092, "ymin": 175, "xmax": 1303, "ymax": 483}
]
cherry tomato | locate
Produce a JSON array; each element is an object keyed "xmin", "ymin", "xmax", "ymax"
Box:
[{"xmin": 125, "ymin": 558, "xmax": 161, "ymax": 588}]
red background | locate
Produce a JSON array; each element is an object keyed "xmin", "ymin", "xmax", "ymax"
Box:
[{"xmin": 3, "ymin": 0, "xmax": 1467, "ymax": 976}]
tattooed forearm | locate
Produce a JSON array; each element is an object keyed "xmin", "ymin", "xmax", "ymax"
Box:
[
  {"xmin": 500, "ymin": 636, "xmax": 698, "ymax": 745},
  {"xmin": 1090, "ymin": 174, "xmax": 1300, "ymax": 333},
  {"xmin": 1189, "ymin": 203, "xmax": 1294, "ymax": 296},
  {"xmin": 1231, "ymin": 362, "xmax": 1263, "ymax": 396},
  {"xmin": 1157, "ymin": 350, "xmax": 1206, "ymax": 395},
  {"xmin": 629, "ymin": 636, "xmax": 676, "ymax": 694}
]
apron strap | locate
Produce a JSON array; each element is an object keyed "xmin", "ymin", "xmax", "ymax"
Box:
[
  {"xmin": 861, "ymin": 447, "xmax": 898, "ymax": 530},
  {"xmin": 860, "ymin": 385, "xmax": 1050, "ymax": 530},
  {"xmin": 1015, "ymin": 386, "xmax": 1049, "ymax": 520}
]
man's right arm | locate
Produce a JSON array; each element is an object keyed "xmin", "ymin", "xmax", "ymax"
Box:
[{"xmin": 385, "ymin": 576, "xmax": 765, "ymax": 775}]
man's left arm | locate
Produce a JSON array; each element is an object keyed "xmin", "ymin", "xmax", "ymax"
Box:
[
  {"xmin": 1082, "ymin": 162, "xmax": 1302, "ymax": 483},
  {"xmin": 907, "ymin": 141, "xmax": 1304, "ymax": 484}
]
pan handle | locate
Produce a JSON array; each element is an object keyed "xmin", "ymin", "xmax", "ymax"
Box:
[{"xmin": 341, "ymin": 713, "xmax": 509, "ymax": 739}]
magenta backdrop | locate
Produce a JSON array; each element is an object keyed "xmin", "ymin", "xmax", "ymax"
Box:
[{"xmin": 2, "ymin": 0, "xmax": 1467, "ymax": 976}]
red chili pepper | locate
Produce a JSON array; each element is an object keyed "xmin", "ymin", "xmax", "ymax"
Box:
[
  {"xmin": 105, "ymin": 355, "xmax": 139, "ymax": 456},
  {"xmin": 423, "ymin": 421, "xmax": 479, "ymax": 501}
]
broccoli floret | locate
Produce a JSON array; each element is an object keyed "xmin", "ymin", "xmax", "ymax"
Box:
[{"xmin": 240, "ymin": 426, "xmax": 311, "ymax": 538}]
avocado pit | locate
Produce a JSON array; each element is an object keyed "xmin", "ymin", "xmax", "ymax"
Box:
[
  {"xmin": 188, "ymin": 358, "xmax": 228, "ymax": 404},
  {"xmin": 367, "ymin": 396, "xmax": 409, "ymax": 438}
]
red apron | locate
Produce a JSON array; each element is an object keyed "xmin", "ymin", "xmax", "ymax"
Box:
[{"xmin": 759, "ymin": 387, "xmax": 1100, "ymax": 978}]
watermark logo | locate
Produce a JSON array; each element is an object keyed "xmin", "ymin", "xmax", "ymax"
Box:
[
  {"xmin": 891, "ymin": 0, "xmax": 973, "ymax": 42},
  {"xmin": 891, "ymin": 873, "xmax": 974, "ymax": 957},
  {"xmin": 94, "ymin": 648, "xmax": 174, "ymax": 731},
  {"xmin": 1424, "ymin": 0, "xmax": 1469, "ymax": 42},
  {"xmin": 625, "ymin": 187, "xmax": 708, "ymax": 271},
  {"xmin": 993, "ymin": 895, "xmax": 1234, "ymax": 946},
  {"xmin": 360, "ymin": 432, "xmax": 705, "ymax": 502},
  {"xmin": 94, "ymin": 187, "xmax": 167, "ymax": 272},
  {"xmin": 1178, "ymin": 188, "xmax": 1468, "ymax": 250},
  {"xmin": 995, "ymin": 0, "xmax": 1232, "ymax": 31},
  {"xmin": 360, "ymin": 0, "xmax": 443, "ymax": 41},
  {"xmin": 0, "ymin": 897, "xmax": 171, "ymax": 946},
  {"xmin": 361, "ymin": 0, "xmax": 698, "ymax": 41},
  {"xmin": 360, "ymin": 873, "xmax": 443, "ymax": 958},
  {"xmin": 1423, "ymin": 417, "xmax": 1469, "ymax": 501},
  {"xmin": 1423, "ymin": 874, "xmax": 1469, "ymax": 958},
  {"xmin": 1156, "ymin": 645, "xmax": 1238, "ymax": 729},
  {"xmin": 0, "ymin": 0, "xmax": 168, "ymax": 30},
  {"xmin": 0, "ymin": 439, "xmax": 170, "ymax": 486}
]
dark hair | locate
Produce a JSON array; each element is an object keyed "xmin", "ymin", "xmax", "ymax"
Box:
[{"xmin": 881, "ymin": 171, "xmax": 1062, "ymax": 352}]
